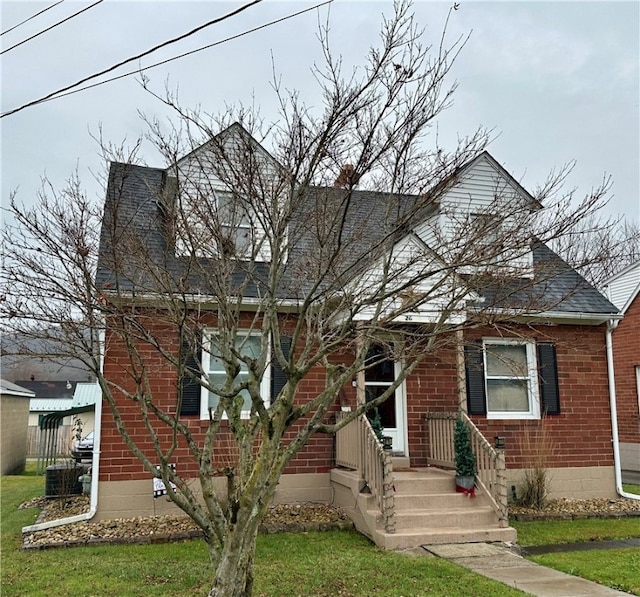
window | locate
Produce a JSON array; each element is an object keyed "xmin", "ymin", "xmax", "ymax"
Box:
[
  {"xmin": 483, "ymin": 339, "xmax": 539, "ymax": 419},
  {"xmin": 199, "ymin": 330, "xmax": 271, "ymax": 419},
  {"xmin": 471, "ymin": 213, "xmax": 503, "ymax": 265},
  {"xmin": 465, "ymin": 339, "xmax": 560, "ymax": 419},
  {"xmin": 178, "ymin": 333, "xmax": 290, "ymax": 418},
  {"xmin": 215, "ymin": 190, "xmax": 255, "ymax": 257},
  {"xmin": 173, "ymin": 186, "xmax": 269, "ymax": 261}
]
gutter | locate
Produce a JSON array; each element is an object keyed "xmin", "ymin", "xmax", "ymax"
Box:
[
  {"xmin": 23, "ymin": 332, "xmax": 105, "ymax": 533},
  {"xmin": 605, "ymin": 319, "xmax": 640, "ymax": 501}
]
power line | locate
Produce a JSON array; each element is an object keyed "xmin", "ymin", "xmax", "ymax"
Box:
[
  {"xmin": 12, "ymin": 0, "xmax": 334, "ymax": 108},
  {"xmin": 1, "ymin": 0, "xmax": 264, "ymax": 119},
  {"xmin": 1, "ymin": 0, "xmax": 103, "ymax": 55},
  {"xmin": 0, "ymin": 1, "xmax": 65, "ymax": 37}
]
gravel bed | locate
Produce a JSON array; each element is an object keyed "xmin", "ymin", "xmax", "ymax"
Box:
[
  {"xmin": 21, "ymin": 496, "xmax": 352, "ymax": 550},
  {"xmin": 509, "ymin": 497, "xmax": 640, "ymax": 521},
  {"xmin": 20, "ymin": 493, "xmax": 640, "ymax": 550}
]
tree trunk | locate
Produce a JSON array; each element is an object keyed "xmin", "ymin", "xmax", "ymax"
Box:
[{"xmin": 207, "ymin": 515, "xmax": 260, "ymax": 597}]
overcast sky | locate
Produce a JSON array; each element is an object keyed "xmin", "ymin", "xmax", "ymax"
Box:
[{"xmin": 1, "ymin": 1, "xmax": 638, "ymax": 227}]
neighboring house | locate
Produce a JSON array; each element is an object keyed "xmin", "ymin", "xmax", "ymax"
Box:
[
  {"xmin": 0, "ymin": 379, "xmax": 35, "ymax": 475},
  {"xmin": 21, "ymin": 381, "xmax": 76, "ymax": 456},
  {"xmin": 19, "ymin": 381, "xmax": 97, "ymax": 466},
  {"xmin": 604, "ymin": 261, "xmax": 640, "ymax": 484},
  {"xmin": 92, "ymin": 124, "xmax": 622, "ymax": 547}
]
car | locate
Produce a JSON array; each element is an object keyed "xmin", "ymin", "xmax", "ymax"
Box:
[{"xmin": 71, "ymin": 430, "xmax": 94, "ymax": 462}]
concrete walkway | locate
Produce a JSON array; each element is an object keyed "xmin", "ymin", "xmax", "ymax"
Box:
[{"xmin": 423, "ymin": 542, "xmax": 631, "ymax": 597}]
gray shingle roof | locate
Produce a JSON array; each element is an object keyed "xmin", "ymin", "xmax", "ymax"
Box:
[
  {"xmin": 470, "ymin": 242, "xmax": 618, "ymax": 315},
  {"xmin": 95, "ymin": 160, "xmax": 617, "ymax": 318}
]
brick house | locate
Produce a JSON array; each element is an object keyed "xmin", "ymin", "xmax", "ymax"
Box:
[
  {"xmin": 605, "ymin": 261, "xmax": 640, "ymax": 485},
  {"xmin": 90, "ymin": 124, "xmax": 624, "ymax": 547}
]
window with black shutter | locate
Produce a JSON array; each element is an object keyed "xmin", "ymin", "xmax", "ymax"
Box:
[
  {"xmin": 271, "ymin": 336, "xmax": 291, "ymax": 402},
  {"xmin": 537, "ymin": 343, "xmax": 560, "ymax": 415},
  {"xmin": 464, "ymin": 339, "xmax": 559, "ymax": 419}
]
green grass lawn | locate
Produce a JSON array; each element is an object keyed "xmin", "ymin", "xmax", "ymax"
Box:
[
  {"xmin": 623, "ymin": 483, "xmax": 640, "ymax": 495},
  {"xmin": 531, "ymin": 549, "xmax": 640, "ymax": 596},
  {"xmin": 2, "ymin": 472, "xmax": 526, "ymax": 597},
  {"xmin": 512, "ymin": 517, "xmax": 640, "ymax": 546},
  {"xmin": 512, "ymin": 513, "xmax": 640, "ymax": 596}
]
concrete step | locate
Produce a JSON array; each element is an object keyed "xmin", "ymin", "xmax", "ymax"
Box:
[
  {"xmin": 393, "ymin": 470, "xmax": 455, "ymax": 494},
  {"xmin": 381, "ymin": 507, "xmax": 498, "ymax": 531},
  {"xmin": 331, "ymin": 465, "xmax": 516, "ymax": 551},
  {"xmin": 375, "ymin": 525, "xmax": 518, "ymax": 551},
  {"xmin": 391, "ymin": 456, "xmax": 410, "ymax": 469},
  {"xmin": 393, "ymin": 492, "xmax": 484, "ymax": 510}
]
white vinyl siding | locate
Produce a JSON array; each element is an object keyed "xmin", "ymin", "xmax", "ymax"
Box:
[
  {"xmin": 170, "ymin": 127, "xmax": 279, "ymax": 262},
  {"xmin": 438, "ymin": 155, "xmax": 534, "ymax": 276},
  {"xmin": 605, "ymin": 262, "xmax": 640, "ymax": 312}
]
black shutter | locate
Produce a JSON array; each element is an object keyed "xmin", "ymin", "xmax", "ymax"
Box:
[
  {"xmin": 271, "ymin": 336, "xmax": 291, "ymax": 402},
  {"xmin": 179, "ymin": 330, "xmax": 202, "ymax": 416},
  {"xmin": 465, "ymin": 343, "xmax": 487, "ymax": 415},
  {"xmin": 538, "ymin": 343, "xmax": 560, "ymax": 415}
]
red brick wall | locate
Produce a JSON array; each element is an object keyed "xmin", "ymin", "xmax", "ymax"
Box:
[
  {"xmin": 100, "ymin": 316, "xmax": 615, "ymax": 482},
  {"xmin": 612, "ymin": 295, "xmax": 640, "ymax": 445},
  {"xmin": 410, "ymin": 325, "xmax": 615, "ymax": 470},
  {"xmin": 405, "ymin": 348, "xmax": 458, "ymax": 467},
  {"xmin": 99, "ymin": 313, "xmax": 339, "ymax": 482}
]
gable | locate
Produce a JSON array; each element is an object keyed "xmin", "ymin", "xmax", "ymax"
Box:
[
  {"xmin": 439, "ymin": 152, "xmax": 538, "ymax": 213},
  {"xmin": 605, "ymin": 261, "xmax": 640, "ymax": 313},
  {"xmin": 348, "ymin": 234, "xmax": 477, "ymax": 324},
  {"xmin": 168, "ymin": 123, "xmax": 286, "ymax": 263},
  {"xmin": 417, "ymin": 152, "xmax": 537, "ymax": 278}
]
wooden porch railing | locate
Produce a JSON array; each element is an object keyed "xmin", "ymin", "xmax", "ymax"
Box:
[
  {"xmin": 335, "ymin": 412, "xmax": 395, "ymax": 534},
  {"xmin": 424, "ymin": 411, "xmax": 508, "ymax": 526}
]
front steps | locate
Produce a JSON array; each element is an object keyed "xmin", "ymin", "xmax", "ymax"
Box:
[{"xmin": 331, "ymin": 466, "xmax": 517, "ymax": 550}]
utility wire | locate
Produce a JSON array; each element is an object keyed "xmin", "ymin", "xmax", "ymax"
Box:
[
  {"xmin": 1, "ymin": 0, "xmax": 103, "ymax": 55},
  {"xmin": 1, "ymin": 0, "xmax": 264, "ymax": 118},
  {"xmin": 8, "ymin": 0, "xmax": 333, "ymax": 109},
  {"xmin": 1, "ymin": 0, "xmax": 65, "ymax": 37}
]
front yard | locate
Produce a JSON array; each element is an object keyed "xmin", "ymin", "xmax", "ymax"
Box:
[
  {"xmin": 3, "ymin": 469, "xmax": 639, "ymax": 596},
  {"xmin": 2, "ymin": 471, "xmax": 526, "ymax": 597}
]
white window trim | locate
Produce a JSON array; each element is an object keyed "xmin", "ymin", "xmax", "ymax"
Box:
[
  {"xmin": 483, "ymin": 338, "xmax": 540, "ymax": 420},
  {"xmin": 199, "ymin": 329, "xmax": 271, "ymax": 420}
]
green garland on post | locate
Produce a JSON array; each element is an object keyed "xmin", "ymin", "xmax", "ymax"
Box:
[{"xmin": 454, "ymin": 416, "xmax": 476, "ymax": 489}]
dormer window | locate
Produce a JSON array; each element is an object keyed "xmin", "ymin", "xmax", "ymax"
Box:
[
  {"xmin": 471, "ymin": 212, "xmax": 504, "ymax": 264},
  {"xmin": 174, "ymin": 185, "xmax": 270, "ymax": 262},
  {"xmin": 215, "ymin": 190, "xmax": 255, "ymax": 258}
]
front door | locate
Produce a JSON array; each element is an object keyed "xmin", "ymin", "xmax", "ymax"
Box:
[{"xmin": 364, "ymin": 346, "xmax": 406, "ymax": 454}]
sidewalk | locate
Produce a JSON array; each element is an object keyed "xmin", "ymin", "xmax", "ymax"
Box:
[{"xmin": 423, "ymin": 542, "xmax": 631, "ymax": 597}]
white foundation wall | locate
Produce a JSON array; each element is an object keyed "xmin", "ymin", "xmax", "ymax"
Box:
[{"xmin": 95, "ymin": 473, "xmax": 332, "ymax": 521}]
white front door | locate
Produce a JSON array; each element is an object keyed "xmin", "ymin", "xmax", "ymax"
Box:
[{"xmin": 364, "ymin": 347, "xmax": 407, "ymax": 454}]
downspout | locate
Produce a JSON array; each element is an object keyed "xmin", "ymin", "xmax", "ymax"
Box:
[
  {"xmin": 23, "ymin": 330, "xmax": 105, "ymax": 532},
  {"xmin": 606, "ymin": 319, "xmax": 640, "ymax": 501}
]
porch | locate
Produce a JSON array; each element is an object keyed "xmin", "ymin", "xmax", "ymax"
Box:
[{"xmin": 330, "ymin": 411, "xmax": 517, "ymax": 549}]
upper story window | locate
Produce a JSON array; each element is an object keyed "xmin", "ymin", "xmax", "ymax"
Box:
[
  {"xmin": 215, "ymin": 190, "xmax": 256, "ymax": 257},
  {"xmin": 173, "ymin": 186, "xmax": 270, "ymax": 262},
  {"xmin": 471, "ymin": 213, "xmax": 504, "ymax": 262},
  {"xmin": 199, "ymin": 329, "xmax": 271, "ymax": 419}
]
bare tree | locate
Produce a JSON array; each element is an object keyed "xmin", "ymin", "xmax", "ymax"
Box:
[
  {"xmin": 554, "ymin": 212, "xmax": 639, "ymax": 287},
  {"xmin": 0, "ymin": 3, "xmax": 616, "ymax": 596}
]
